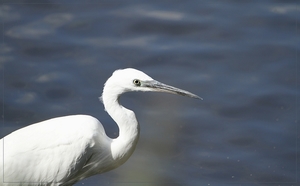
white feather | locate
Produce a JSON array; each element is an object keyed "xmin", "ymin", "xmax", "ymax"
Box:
[{"xmin": 0, "ymin": 68, "xmax": 200, "ymax": 186}]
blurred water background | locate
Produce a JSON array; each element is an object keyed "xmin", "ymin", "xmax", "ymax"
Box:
[{"xmin": 0, "ymin": 0, "xmax": 299, "ymax": 186}]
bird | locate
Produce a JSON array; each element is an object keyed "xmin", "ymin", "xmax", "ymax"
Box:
[{"xmin": 0, "ymin": 68, "xmax": 201, "ymax": 186}]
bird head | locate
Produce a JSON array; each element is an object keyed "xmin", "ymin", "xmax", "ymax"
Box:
[{"xmin": 102, "ymin": 68, "xmax": 202, "ymax": 100}]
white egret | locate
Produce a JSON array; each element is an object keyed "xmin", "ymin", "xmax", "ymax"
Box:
[{"xmin": 0, "ymin": 68, "xmax": 201, "ymax": 186}]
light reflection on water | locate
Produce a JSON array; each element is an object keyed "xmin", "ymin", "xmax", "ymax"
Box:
[{"xmin": 1, "ymin": 1, "xmax": 298, "ymax": 186}]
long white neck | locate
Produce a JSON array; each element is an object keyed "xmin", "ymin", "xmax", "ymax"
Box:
[{"xmin": 101, "ymin": 85, "xmax": 140, "ymax": 164}]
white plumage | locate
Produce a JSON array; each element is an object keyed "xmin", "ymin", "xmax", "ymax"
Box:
[{"xmin": 0, "ymin": 68, "xmax": 201, "ymax": 186}]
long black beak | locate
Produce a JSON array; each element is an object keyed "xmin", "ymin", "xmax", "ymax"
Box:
[{"xmin": 142, "ymin": 80, "xmax": 202, "ymax": 100}]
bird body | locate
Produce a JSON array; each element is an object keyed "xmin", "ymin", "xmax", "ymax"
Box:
[
  {"xmin": 0, "ymin": 68, "xmax": 200, "ymax": 185},
  {"xmin": 1, "ymin": 115, "xmax": 113, "ymax": 185}
]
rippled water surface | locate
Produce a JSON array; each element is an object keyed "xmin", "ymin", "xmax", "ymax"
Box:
[{"xmin": 1, "ymin": 0, "xmax": 299, "ymax": 186}]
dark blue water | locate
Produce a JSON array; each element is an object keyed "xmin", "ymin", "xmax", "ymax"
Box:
[{"xmin": 1, "ymin": 1, "xmax": 299, "ymax": 186}]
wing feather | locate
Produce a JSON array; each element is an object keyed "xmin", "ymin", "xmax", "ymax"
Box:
[{"xmin": 0, "ymin": 115, "xmax": 109, "ymax": 185}]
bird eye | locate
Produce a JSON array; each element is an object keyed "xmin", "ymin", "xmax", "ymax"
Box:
[{"xmin": 133, "ymin": 79, "xmax": 141, "ymax": 86}]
